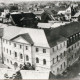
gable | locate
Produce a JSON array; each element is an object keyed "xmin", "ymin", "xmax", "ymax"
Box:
[{"xmin": 13, "ymin": 36, "xmax": 30, "ymax": 44}]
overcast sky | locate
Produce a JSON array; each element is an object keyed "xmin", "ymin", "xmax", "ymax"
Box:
[{"xmin": 0, "ymin": 0, "xmax": 80, "ymax": 3}]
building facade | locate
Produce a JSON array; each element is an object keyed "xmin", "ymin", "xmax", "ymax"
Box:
[{"xmin": 0, "ymin": 22, "xmax": 80, "ymax": 75}]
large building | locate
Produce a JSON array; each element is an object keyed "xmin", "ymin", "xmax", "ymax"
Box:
[{"xmin": 0, "ymin": 22, "xmax": 80, "ymax": 75}]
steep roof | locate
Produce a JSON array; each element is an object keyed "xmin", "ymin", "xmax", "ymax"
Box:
[
  {"xmin": 44, "ymin": 28, "xmax": 67, "ymax": 47},
  {"xmin": 44, "ymin": 22, "xmax": 80, "ymax": 47},
  {"xmin": 10, "ymin": 12, "xmax": 36, "ymax": 26},
  {"xmin": 72, "ymin": 10, "xmax": 80, "ymax": 17},
  {"xmin": 2, "ymin": 25, "xmax": 49, "ymax": 48}
]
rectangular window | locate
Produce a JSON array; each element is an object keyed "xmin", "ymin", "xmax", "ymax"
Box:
[
  {"xmin": 64, "ymin": 42, "xmax": 65, "ymax": 46},
  {"xmin": 53, "ymin": 48, "xmax": 54, "ymax": 52},
  {"xmin": 26, "ymin": 46, "xmax": 28, "ymax": 50},
  {"xmin": 6, "ymin": 40, "xmax": 8, "ymax": 44},
  {"xmin": 77, "ymin": 42, "xmax": 79, "ymax": 46},
  {"xmin": 4, "ymin": 47, "xmax": 5, "ymax": 52},
  {"xmin": 14, "ymin": 43, "xmax": 16, "ymax": 47},
  {"xmin": 60, "ymin": 44, "xmax": 62, "ymax": 48},
  {"xmin": 7, "ymin": 49, "xmax": 8, "ymax": 53},
  {"xmin": 53, "ymin": 58, "xmax": 54, "ymax": 64},
  {"xmin": 10, "ymin": 50, "xmax": 11, "ymax": 55},
  {"xmin": 43, "ymin": 49, "xmax": 46, "ymax": 53},
  {"xmin": 75, "ymin": 44, "xmax": 76, "ymax": 48},
  {"xmin": 20, "ymin": 45, "xmax": 22, "ymax": 49},
  {"xmin": 3, "ymin": 39, "xmax": 4, "ymax": 42},
  {"xmin": 9, "ymin": 41, "xmax": 11, "ymax": 45},
  {"xmin": 20, "ymin": 54, "xmax": 23, "ymax": 59},
  {"xmin": 64, "ymin": 62, "xmax": 65, "ymax": 68},
  {"xmin": 61, "ymin": 64, "xmax": 62, "ymax": 70},
  {"xmin": 36, "ymin": 48, "xmax": 39, "ymax": 52},
  {"xmin": 15, "ymin": 52, "xmax": 17, "ymax": 57},
  {"xmin": 57, "ymin": 46, "xmax": 58, "ymax": 50}
]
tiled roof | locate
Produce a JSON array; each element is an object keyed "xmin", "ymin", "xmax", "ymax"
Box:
[
  {"xmin": 72, "ymin": 10, "xmax": 80, "ymax": 17},
  {"xmin": 44, "ymin": 22, "xmax": 80, "ymax": 47},
  {"xmin": 2, "ymin": 25, "xmax": 49, "ymax": 48},
  {"xmin": 10, "ymin": 12, "xmax": 36, "ymax": 26},
  {"xmin": 44, "ymin": 28, "xmax": 67, "ymax": 47}
]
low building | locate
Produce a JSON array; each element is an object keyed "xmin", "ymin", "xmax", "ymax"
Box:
[{"xmin": 72, "ymin": 10, "xmax": 80, "ymax": 22}]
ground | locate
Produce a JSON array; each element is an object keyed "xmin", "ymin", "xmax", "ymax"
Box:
[
  {"xmin": 0, "ymin": 57, "xmax": 8, "ymax": 68},
  {"xmin": 0, "ymin": 56, "xmax": 80, "ymax": 79},
  {"xmin": 49, "ymin": 59, "xmax": 80, "ymax": 79}
]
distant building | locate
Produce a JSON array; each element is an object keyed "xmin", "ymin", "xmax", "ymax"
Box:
[
  {"xmin": 2, "ymin": 12, "xmax": 38, "ymax": 28},
  {"xmin": 72, "ymin": 10, "xmax": 80, "ymax": 22}
]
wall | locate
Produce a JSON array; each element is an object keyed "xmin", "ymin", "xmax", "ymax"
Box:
[{"xmin": 50, "ymin": 41, "xmax": 67, "ymax": 75}]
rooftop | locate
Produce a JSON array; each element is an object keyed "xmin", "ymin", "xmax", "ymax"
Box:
[
  {"xmin": 44, "ymin": 22, "xmax": 80, "ymax": 47},
  {"xmin": 1, "ymin": 24, "xmax": 49, "ymax": 48},
  {"xmin": 72, "ymin": 10, "xmax": 80, "ymax": 17}
]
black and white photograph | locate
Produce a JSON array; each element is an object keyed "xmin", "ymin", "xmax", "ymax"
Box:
[{"xmin": 0, "ymin": 0, "xmax": 80, "ymax": 79}]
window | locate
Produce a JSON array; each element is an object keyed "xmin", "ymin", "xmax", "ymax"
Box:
[
  {"xmin": 20, "ymin": 45, "xmax": 22, "ymax": 49},
  {"xmin": 6, "ymin": 40, "xmax": 8, "ymax": 44},
  {"xmin": 7, "ymin": 49, "xmax": 8, "ymax": 53},
  {"xmin": 20, "ymin": 54, "xmax": 23, "ymax": 59},
  {"xmin": 3, "ymin": 39, "xmax": 4, "ymax": 42},
  {"xmin": 57, "ymin": 68, "xmax": 59, "ymax": 72},
  {"xmin": 53, "ymin": 58, "xmax": 54, "ymax": 64},
  {"xmin": 57, "ymin": 55, "xmax": 58, "ymax": 61},
  {"xmin": 75, "ymin": 53, "xmax": 76, "ymax": 57},
  {"xmin": 64, "ymin": 42, "xmax": 65, "ymax": 46},
  {"xmin": 9, "ymin": 41, "xmax": 11, "ymax": 45},
  {"xmin": 26, "ymin": 46, "xmax": 28, "ymax": 50},
  {"xmin": 43, "ymin": 59, "xmax": 46, "ymax": 65},
  {"xmin": 61, "ymin": 64, "xmax": 62, "ymax": 70},
  {"xmin": 36, "ymin": 48, "xmax": 39, "ymax": 52},
  {"xmin": 77, "ymin": 42, "xmax": 79, "ymax": 46},
  {"xmin": 75, "ymin": 44, "xmax": 76, "ymax": 48},
  {"xmin": 10, "ymin": 50, "xmax": 11, "ymax": 55},
  {"xmin": 15, "ymin": 52, "xmax": 17, "ymax": 57},
  {"xmin": 72, "ymin": 46, "xmax": 73, "ymax": 50},
  {"xmin": 7, "ymin": 59, "xmax": 9, "ymax": 63},
  {"xmin": 64, "ymin": 62, "xmax": 65, "ymax": 68},
  {"xmin": 64, "ymin": 51, "xmax": 66, "ymax": 56},
  {"xmin": 68, "ymin": 48, "xmax": 71, "ymax": 52},
  {"xmin": 26, "ymin": 55, "xmax": 29, "ymax": 61},
  {"xmin": 53, "ymin": 48, "xmax": 54, "ymax": 52},
  {"xmin": 10, "ymin": 61, "xmax": 12, "ymax": 64},
  {"xmin": 36, "ymin": 57, "xmax": 39, "ymax": 63},
  {"xmin": 60, "ymin": 44, "xmax": 62, "ymax": 48},
  {"xmin": 57, "ymin": 46, "xmax": 58, "ymax": 50},
  {"xmin": 43, "ymin": 49, "xmax": 46, "ymax": 53},
  {"xmin": 72, "ymin": 55, "xmax": 73, "ymax": 59},
  {"xmin": 4, "ymin": 47, "xmax": 5, "ymax": 52},
  {"xmin": 14, "ymin": 43, "xmax": 16, "ymax": 47},
  {"xmin": 60, "ymin": 53, "xmax": 62, "ymax": 59}
]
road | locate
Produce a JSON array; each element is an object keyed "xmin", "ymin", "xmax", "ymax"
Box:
[{"xmin": 50, "ymin": 59, "xmax": 80, "ymax": 79}]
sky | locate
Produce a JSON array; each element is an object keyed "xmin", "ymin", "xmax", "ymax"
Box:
[{"xmin": 0, "ymin": 0, "xmax": 80, "ymax": 3}]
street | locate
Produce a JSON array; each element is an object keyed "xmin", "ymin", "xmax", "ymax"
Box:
[{"xmin": 50, "ymin": 59, "xmax": 80, "ymax": 79}]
